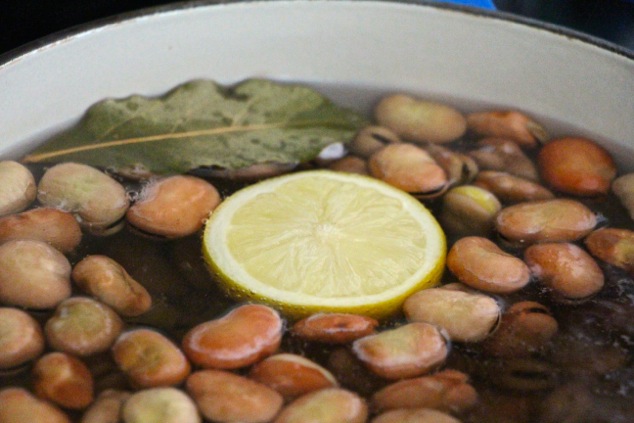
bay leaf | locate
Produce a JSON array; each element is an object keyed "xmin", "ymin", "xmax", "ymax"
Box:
[{"xmin": 23, "ymin": 79, "xmax": 367, "ymax": 175}]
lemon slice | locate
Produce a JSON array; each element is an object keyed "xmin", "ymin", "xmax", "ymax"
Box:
[{"xmin": 203, "ymin": 170, "xmax": 446, "ymax": 319}]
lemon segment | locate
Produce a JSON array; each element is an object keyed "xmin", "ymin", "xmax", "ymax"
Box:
[{"xmin": 203, "ymin": 170, "xmax": 446, "ymax": 319}]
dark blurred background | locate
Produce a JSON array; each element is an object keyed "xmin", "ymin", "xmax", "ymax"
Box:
[{"xmin": 1, "ymin": 0, "xmax": 634, "ymax": 55}]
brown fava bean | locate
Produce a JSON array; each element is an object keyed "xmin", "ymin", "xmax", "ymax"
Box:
[
  {"xmin": 524, "ymin": 242, "xmax": 604, "ymax": 302},
  {"xmin": 374, "ymin": 94, "xmax": 467, "ymax": 144},
  {"xmin": 424, "ymin": 143, "xmax": 479, "ymax": 187},
  {"xmin": 37, "ymin": 162, "xmax": 129, "ymax": 235},
  {"xmin": 328, "ymin": 155, "xmax": 369, "ymax": 175},
  {"xmin": 0, "ymin": 307, "xmax": 45, "ymax": 369},
  {"xmin": 72, "ymin": 255, "xmax": 152, "ymax": 317},
  {"xmin": 352, "ymin": 322, "xmax": 447, "ymax": 380},
  {"xmin": 327, "ymin": 348, "xmax": 386, "ymax": 397},
  {"xmin": 0, "ymin": 387, "xmax": 71, "ymax": 423},
  {"xmin": 126, "ymin": 175, "xmax": 221, "ymax": 238},
  {"xmin": 468, "ymin": 137, "xmax": 539, "ymax": 181},
  {"xmin": 182, "ymin": 304, "xmax": 283, "ymax": 369},
  {"xmin": 584, "ymin": 227, "xmax": 634, "ymax": 274},
  {"xmin": 403, "ymin": 284, "xmax": 500, "ymax": 342},
  {"xmin": 371, "ymin": 369, "xmax": 477, "ymax": 414},
  {"xmin": 112, "ymin": 328, "xmax": 191, "ymax": 388},
  {"xmin": 488, "ymin": 358, "xmax": 559, "ymax": 391},
  {"xmin": 0, "ymin": 208, "xmax": 82, "ymax": 253},
  {"xmin": 292, "ymin": 313, "xmax": 378, "ymax": 344},
  {"xmin": 0, "ymin": 160, "xmax": 37, "ymax": 217},
  {"xmin": 186, "ymin": 369, "xmax": 283, "ymax": 423},
  {"xmin": 446, "ymin": 237, "xmax": 530, "ymax": 294},
  {"xmin": 538, "ymin": 137, "xmax": 617, "ymax": 196},
  {"xmin": 45, "ymin": 297, "xmax": 124, "ymax": 357},
  {"xmin": 474, "ymin": 170, "xmax": 554, "ymax": 204},
  {"xmin": 368, "ymin": 143, "xmax": 448, "ymax": 197},
  {"xmin": 466, "ymin": 110, "xmax": 548, "ymax": 148},
  {"xmin": 249, "ymin": 354, "xmax": 338, "ymax": 399},
  {"xmin": 349, "ymin": 125, "xmax": 401, "ymax": 158},
  {"xmin": 440, "ymin": 185, "xmax": 501, "ymax": 237},
  {"xmin": 0, "ymin": 239, "xmax": 71, "ymax": 309},
  {"xmin": 613, "ymin": 173, "xmax": 634, "ymax": 219},
  {"xmin": 80, "ymin": 389, "xmax": 131, "ymax": 423},
  {"xmin": 495, "ymin": 199, "xmax": 596, "ymax": 245},
  {"xmin": 372, "ymin": 408, "xmax": 461, "ymax": 423},
  {"xmin": 122, "ymin": 387, "xmax": 200, "ymax": 423},
  {"xmin": 274, "ymin": 388, "xmax": 368, "ymax": 423},
  {"xmin": 32, "ymin": 352, "xmax": 94, "ymax": 409}
]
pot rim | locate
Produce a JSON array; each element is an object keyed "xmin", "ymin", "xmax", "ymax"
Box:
[{"xmin": 1, "ymin": 0, "xmax": 633, "ymax": 69}]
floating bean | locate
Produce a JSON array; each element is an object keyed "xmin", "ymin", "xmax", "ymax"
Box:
[
  {"xmin": 186, "ymin": 369, "xmax": 283, "ymax": 423},
  {"xmin": 584, "ymin": 227, "xmax": 634, "ymax": 274},
  {"xmin": 372, "ymin": 408, "xmax": 461, "ymax": 423},
  {"xmin": 182, "ymin": 304, "xmax": 283, "ymax": 369},
  {"xmin": 45, "ymin": 297, "xmax": 124, "ymax": 357},
  {"xmin": 112, "ymin": 328, "xmax": 191, "ymax": 388},
  {"xmin": 403, "ymin": 284, "xmax": 500, "ymax": 342},
  {"xmin": 126, "ymin": 175, "xmax": 221, "ymax": 238},
  {"xmin": 538, "ymin": 137, "xmax": 617, "ymax": 196},
  {"xmin": 0, "ymin": 208, "xmax": 82, "ymax": 253},
  {"xmin": 368, "ymin": 143, "xmax": 448, "ymax": 198},
  {"xmin": 0, "ymin": 307, "xmax": 45, "ymax": 369},
  {"xmin": 440, "ymin": 185, "xmax": 501, "ymax": 237},
  {"xmin": 352, "ymin": 322, "xmax": 448, "ymax": 380},
  {"xmin": 524, "ymin": 242, "xmax": 604, "ymax": 302},
  {"xmin": 291, "ymin": 313, "xmax": 378, "ymax": 344},
  {"xmin": 81, "ymin": 389, "xmax": 131, "ymax": 423},
  {"xmin": 374, "ymin": 94, "xmax": 467, "ymax": 144},
  {"xmin": 72, "ymin": 255, "xmax": 152, "ymax": 317},
  {"xmin": 371, "ymin": 369, "xmax": 477, "ymax": 414},
  {"xmin": 0, "ymin": 160, "xmax": 36, "ymax": 217},
  {"xmin": 466, "ymin": 110, "xmax": 548, "ymax": 148},
  {"xmin": 446, "ymin": 236, "xmax": 530, "ymax": 293},
  {"xmin": 424, "ymin": 143, "xmax": 479, "ymax": 187},
  {"xmin": 487, "ymin": 358, "xmax": 559, "ymax": 391},
  {"xmin": 349, "ymin": 125, "xmax": 401, "ymax": 158},
  {"xmin": 495, "ymin": 199, "xmax": 597, "ymax": 245},
  {"xmin": 0, "ymin": 387, "xmax": 71, "ymax": 423},
  {"xmin": 249, "ymin": 353, "xmax": 338, "ymax": 399},
  {"xmin": 613, "ymin": 173, "xmax": 634, "ymax": 219},
  {"xmin": 0, "ymin": 239, "xmax": 71, "ymax": 309},
  {"xmin": 474, "ymin": 170, "xmax": 554, "ymax": 204},
  {"xmin": 274, "ymin": 388, "xmax": 368, "ymax": 423},
  {"xmin": 37, "ymin": 162, "xmax": 129, "ymax": 235},
  {"xmin": 122, "ymin": 387, "xmax": 200, "ymax": 423},
  {"xmin": 32, "ymin": 352, "xmax": 94, "ymax": 409}
]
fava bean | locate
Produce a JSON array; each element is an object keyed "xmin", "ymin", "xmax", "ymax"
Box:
[
  {"xmin": 326, "ymin": 348, "xmax": 386, "ymax": 397},
  {"xmin": 372, "ymin": 408, "xmax": 461, "ymax": 423},
  {"xmin": 328, "ymin": 155, "xmax": 369, "ymax": 175},
  {"xmin": 466, "ymin": 110, "xmax": 548, "ymax": 148},
  {"xmin": 474, "ymin": 170, "xmax": 554, "ymax": 204},
  {"xmin": 274, "ymin": 388, "xmax": 368, "ymax": 423},
  {"xmin": 424, "ymin": 143, "xmax": 479, "ymax": 187},
  {"xmin": 352, "ymin": 322, "xmax": 447, "ymax": 380},
  {"xmin": 0, "ymin": 208, "xmax": 82, "ymax": 253},
  {"xmin": 349, "ymin": 125, "xmax": 401, "ymax": 158},
  {"xmin": 186, "ymin": 369, "xmax": 283, "ymax": 423},
  {"xmin": 32, "ymin": 352, "xmax": 94, "ymax": 409},
  {"xmin": 446, "ymin": 236, "xmax": 530, "ymax": 294},
  {"xmin": 440, "ymin": 185, "xmax": 501, "ymax": 237},
  {"xmin": 0, "ymin": 387, "xmax": 71, "ymax": 423},
  {"xmin": 182, "ymin": 304, "xmax": 283, "ymax": 369},
  {"xmin": 613, "ymin": 173, "xmax": 634, "ymax": 219},
  {"xmin": 126, "ymin": 175, "xmax": 221, "ymax": 238},
  {"xmin": 468, "ymin": 137, "xmax": 539, "ymax": 181},
  {"xmin": 584, "ymin": 227, "xmax": 634, "ymax": 274},
  {"xmin": 0, "ymin": 160, "xmax": 36, "ymax": 217},
  {"xmin": 199, "ymin": 162, "xmax": 297, "ymax": 181},
  {"xmin": 291, "ymin": 313, "xmax": 378, "ymax": 344},
  {"xmin": 122, "ymin": 387, "xmax": 200, "ymax": 423},
  {"xmin": 488, "ymin": 358, "xmax": 559, "ymax": 391},
  {"xmin": 0, "ymin": 307, "xmax": 45, "ymax": 369},
  {"xmin": 0, "ymin": 239, "xmax": 71, "ymax": 309},
  {"xmin": 80, "ymin": 389, "xmax": 131, "ymax": 423},
  {"xmin": 72, "ymin": 255, "xmax": 152, "ymax": 317}
]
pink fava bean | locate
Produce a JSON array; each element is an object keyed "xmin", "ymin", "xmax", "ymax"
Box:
[
  {"xmin": 291, "ymin": 313, "xmax": 379, "ymax": 344},
  {"xmin": 0, "ymin": 208, "xmax": 82, "ymax": 253},
  {"xmin": 32, "ymin": 352, "xmax": 94, "ymax": 410}
]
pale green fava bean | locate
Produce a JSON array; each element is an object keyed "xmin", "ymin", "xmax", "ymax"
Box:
[
  {"xmin": 372, "ymin": 408, "xmax": 461, "ymax": 423},
  {"xmin": 274, "ymin": 388, "xmax": 368, "ymax": 423},
  {"xmin": 0, "ymin": 387, "xmax": 71, "ymax": 423},
  {"xmin": 0, "ymin": 160, "xmax": 37, "ymax": 217},
  {"xmin": 440, "ymin": 185, "xmax": 501, "ymax": 237},
  {"xmin": 122, "ymin": 387, "xmax": 201, "ymax": 423}
]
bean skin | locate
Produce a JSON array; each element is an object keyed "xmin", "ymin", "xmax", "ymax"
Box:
[{"xmin": 291, "ymin": 313, "xmax": 378, "ymax": 344}]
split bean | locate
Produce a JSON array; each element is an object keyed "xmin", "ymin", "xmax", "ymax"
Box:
[
  {"xmin": 112, "ymin": 328, "xmax": 191, "ymax": 388},
  {"xmin": 32, "ymin": 352, "xmax": 94, "ymax": 409},
  {"xmin": 186, "ymin": 369, "xmax": 283, "ymax": 423},
  {"xmin": 474, "ymin": 170, "xmax": 554, "ymax": 204},
  {"xmin": 0, "ymin": 208, "xmax": 82, "ymax": 253},
  {"xmin": 446, "ymin": 236, "xmax": 530, "ymax": 293},
  {"xmin": 249, "ymin": 353, "xmax": 338, "ymax": 399},
  {"xmin": 524, "ymin": 242, "xmax": 604, "ymax": 302},
  {"xmin": 291, "ymin": 312, "xmax": 378, "ymax": 344},
  {"xmin": 440, "ymin": 185, "xmax": 501, "ymax": 237},
  {"xmin": 403, "ymin": 284, "xmax": 500, "ymax": 342},
  {"xmin": 613, "ymin": 173, "xmax": 634, "ymax": 219},
  {"xmin": 0, "ymin": 160, "xmax": 36, "ymax": 217},
  {"xmin": 182, "ymin": 304, "xmax": 283, "ymax": 369},
  {"xmin": 466, "ymin": 110, "xmax": 548, "ymax": 148},
  {"xmin": 126, "ymin": 175, "xmax": 221, "ymax": 238},
  {"xmin": 372, "ymin": 408, "xmax": 461, "ymax": 423},
  {"xmin": 538, "ymin": 137, "xmax": 617, "ymax": 196},
  {"xmin": 0, "ymin": 307, "xmax": 45, "ymax": 369},
  {"xmin": 495, "ymin": 199, "xmax": 597, "ymax": 245},
  {"xmin": 371, "ymin": 369, "xmax": 477, "ymax": 414},
  {"xmin": 45, "ymin": 296, "xmax": 124, "ymax": 356},
  {"xmin": 352, "ymin": 322, "xmax": 448, "ymax": 380},
  {"xmin": 0, "ymin": 387, "xmax": 71, "ymax": 423},
  {"xmin": 349, "ymin": 125, "xmax": 401, "ymax": 158},
  {"xmin": 368, "ymin": 143, "xmax": 448, "ymax": 198},
  {"xmin": 80, "ymin": 389, "xmax": 131, "ymax": 423},
  {"xmin": 328, "ymin": 155, "xmax": 369, "ymax": 175},
  {"xmin": 468, "ymin": 137, "xmax": 539, "ymax": 181},
  {"xmin": 72, "ymin": 255, "xmax": 152, "ymax": 317},
  {"xmin": 584, "ymin": 227, "xmax": 634, "ymax": 274},
  {"xmin": 274, "ymin": 387, "xmax": 368, "ymax": 423},
  {"xmin": 0, "ymin": 239, "xmax": 71, "ymax": 309},
  {"xmin": 121, "ymin": 387, "xmax": 200, "ymax": 423},
  {"xmin": 37, "ymin": 162, "xmax": 129, "ymax": 235},
  {"xmin": 374, "ymin": 94, "xmax": 467, "ymax": 144}
]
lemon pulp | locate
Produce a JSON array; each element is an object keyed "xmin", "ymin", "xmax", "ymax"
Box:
[{"xmin": 203, "ymin": 170, "xmax": 446, "ymax": 319}]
